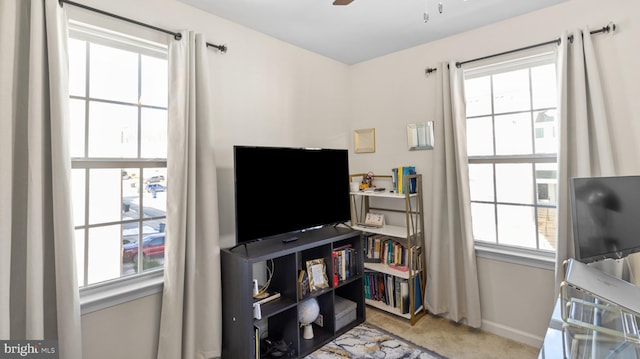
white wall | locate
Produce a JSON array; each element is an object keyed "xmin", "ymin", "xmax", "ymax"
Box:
[
  {"xmin": 348, "ymin": 0, "xmax": 640, "ymax": 347},
  {"xmin": 75, "ymin": 0, "xmax": 640, "ymax": 356},
  {"xmin": 82, "ymin": 294, "xmax": 162, "ymax": 359}
]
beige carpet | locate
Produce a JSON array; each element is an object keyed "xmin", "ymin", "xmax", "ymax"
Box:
[{"xmin": 366, "ymin": 307, "xmax": 540, "ymax": 359}]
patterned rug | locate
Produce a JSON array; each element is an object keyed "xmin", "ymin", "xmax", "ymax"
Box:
[{"xmin": 305, "ymin": 323, "xmax": 447, "ymax": 359}]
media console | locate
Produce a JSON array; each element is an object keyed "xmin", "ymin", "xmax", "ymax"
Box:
[{"xmin": 221, "ymin": 226, "xmax": 365, "ymax": 358}]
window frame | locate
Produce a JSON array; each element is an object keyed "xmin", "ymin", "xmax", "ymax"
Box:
[
  {"xmin": 68, "ymin": 21, "xmax": 169, "ymax": 313},
  {"xmin": 463, "ymin": 50, "xmax": 558, "ymax": 267}
]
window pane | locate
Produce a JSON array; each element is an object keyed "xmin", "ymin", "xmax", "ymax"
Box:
[
  {"xmin": 471, "ymin": 203, "xmax": 496, "ymax": 243},
  {"xmin": 69, "ymin": 99, "xmax": 85, "ymax": 157},
  {"xmin": 469, "ymin": 164, "xmax": 494, "ymax": 202},
  {"xmin": 141, "ymin": 55, "xmax": 168, "ymax": 107},
  {"xmin": 122, "ymin": 167, "xmax": 140, "ymax": 220},
  {"xmin": 467, "ymin": 116, "xmax": 494, "ymax": 156},
  {"xmin": 465, "ymin": 54, "xmax": 557, "ymax": 253},
  {"xmin": 68, "ymin": 38, "xmax": 86, "ymax": 97},
  {"xmin": 141, "ymin": 108, "xmax": 167, "ymax": 158},
  {"xmin": 497, "ymin": 205, "xmax": 537, "ymax": 248},
  {"xmin": 531, "ymin": 64, "xmax": 557, "ymax": 109},
  {"xmin": 88, "ymin": 102, "xmax": 138, "ymax": 158},
  {"xmin": 494, "ymin": 113, "xmax": 532, "ymax": 155},
  {"xmin": 89, "ymin": 169, "xmax": 122, "ymax": 225},
  {"xmin": 141, "ymin": 228, "xmax": 165, "ymax": 271},
  {"xmin": 75, "ymin": 229, "xmax": 85, "ymax": 286},
  {"xmin": 534, "ymin": 110, "xmax": 557, "ymax": 154},
  {"xmin": 465, "ymin": 76, "xmax": 492, "ymax": 117},
  {"xmin": 87, "ymin": 225, "xmax": 122, "ymax": 285},
  {"xmin": 142, "ymin": 168, "xmax": 167, "ymax": 219},
  {"xmin": 538, "ymin": 207, "xmax": 557, "ymax": 251},
  {"xmin": 535, "ymin": 163, "xmax": 558, "ymax": 205},
  {"xmin": 493, "ymin": 69, "xmax": 530, "ymax": 113},
  {"xmin": 72, "ymin": 169, "xmax": 86, "ymax": 227},
  {"xmin": 122, "ymin": 222, "xmax": 165, "ymax": 275},
  {"xmin": 89, "ymin": 43, "xmax": 138, "ymax": 103},
  {"xmin": 70, "ymin": 24, "xmax": 168, "ymax": 288},
  {"xmin": 495, "ymin": 164, "xmax": 534, "ymax": 204}
]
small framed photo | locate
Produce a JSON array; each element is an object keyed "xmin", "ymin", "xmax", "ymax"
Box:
[
  {"xmin": 306, "ymin": 258, "xmax": 329, "ymax": 292},
  {"xmin": 354, "ymin": 128, "xmax": 376, "ymax": 153}
]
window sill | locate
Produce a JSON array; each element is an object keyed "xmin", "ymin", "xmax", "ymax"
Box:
[
  {"xmin": 474, "ymin": 243, "xmax": 555, "ymax": 270},
  {"xmin": 80, "ymin": 271, "xmax": 164, "ymax": 315}
]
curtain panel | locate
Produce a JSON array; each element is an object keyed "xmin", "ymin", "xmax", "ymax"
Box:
[
  {"xmin": 554, "ymin": 28, "xmax": 617, "ymax": 293},
  {"xmin": 426, "ymin": 61, "xmax": 482, "ymax": 328},
  {"xmin": 0, "ymin": 0, "xmax": 82, "ymax": 357},
  {"xmin": 157, "ymin": 31, "xmax": 222, "ymax": 359}
]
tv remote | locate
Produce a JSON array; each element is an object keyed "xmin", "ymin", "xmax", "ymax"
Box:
[{"xmin": 282, "ymin": 237, "xmax": 298, "ymax": 243}]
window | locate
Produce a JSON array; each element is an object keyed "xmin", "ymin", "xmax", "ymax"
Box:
[
  {"xmin": 464, "ymin": 52, "xmax": 558, "ymax": 253},
  {"xmin": 68, "ymin": 23, "xmax": 168, "ymax": 288}
]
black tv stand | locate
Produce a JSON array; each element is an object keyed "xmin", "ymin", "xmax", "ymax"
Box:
[{"xmin": 221, "ymin": 226, "xmax": 365, "ymax": 358}]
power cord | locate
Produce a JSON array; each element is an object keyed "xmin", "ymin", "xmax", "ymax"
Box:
[{"xmin": 253, "ymin": 259, "xmax": 274, "ymax": 298}]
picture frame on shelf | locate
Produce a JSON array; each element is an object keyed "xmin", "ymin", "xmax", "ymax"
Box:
[{"xmin": 306, "ymin": 258, "xmax": 329, "ymax": 292}]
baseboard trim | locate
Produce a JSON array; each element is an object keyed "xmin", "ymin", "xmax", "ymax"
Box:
[{"xmin": 481, "ymin": 319, "xmax": 544, "ymax": 348}]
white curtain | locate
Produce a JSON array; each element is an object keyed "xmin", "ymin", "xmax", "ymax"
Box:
[
  {"xmin": 0, "ymin": 0, "xmax": 82, "ymax": 357},
  {"xmin": 555, "ymin": 28, "xmax": 616, "ymax": 292},
  {"xmin": 427, "ymin": 61, "xmax": 482, "ymax": 328},
  {"xmin": 157, "ymin": 31, "xmax": 222, "ymax": 359}
]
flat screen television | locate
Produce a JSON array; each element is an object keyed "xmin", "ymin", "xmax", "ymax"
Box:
[
  {"xmin": 233, "ymin": 145, "xmax": 351, "ymax": 246},
  {"xmin": 570, "ymin": 175, "xmax": 640, "ymax": 263}
]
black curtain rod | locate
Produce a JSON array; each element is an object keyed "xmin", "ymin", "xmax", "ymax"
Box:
[
  {"xmin": 425, "ymin": 22, "xmax": 615, "ymax": 75},
  {"xmin": 59, "ymin": 0, "xmax": 227, "ymax": 53},
  {"xmin": 456, "ymin": 23, "xmax": 615, "ymax": 68}
]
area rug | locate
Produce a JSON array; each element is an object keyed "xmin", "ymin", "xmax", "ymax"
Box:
[{"xmin": 305, "ymin": 322, "xmax": 447, "ymax": 359}]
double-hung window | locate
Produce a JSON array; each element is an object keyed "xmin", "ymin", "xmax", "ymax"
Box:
[
  {"xmin": 464, "ymin": 51, "xmax": 558, "ymax": 257},
  {"xmin": 68, "ymin": 22, "xmax": 168, "ymax": 290}
]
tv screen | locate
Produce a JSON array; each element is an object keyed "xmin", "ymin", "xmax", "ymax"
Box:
[
  {"xmin": 233, "ymin": 145, "xmax": 351, "ymax": 245},
  {"xmin": 570, "ymin": 176, "xmax": 640, "ymax": 263}
]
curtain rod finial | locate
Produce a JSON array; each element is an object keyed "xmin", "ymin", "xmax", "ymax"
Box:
[{"xmin": 207, "ymin": 43, "xmax": 227, "ymax": 53}]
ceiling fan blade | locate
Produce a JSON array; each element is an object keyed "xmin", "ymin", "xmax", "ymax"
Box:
[{"xmin": 333, "ymin": 0, "xmax": 354, "ymax": 5}]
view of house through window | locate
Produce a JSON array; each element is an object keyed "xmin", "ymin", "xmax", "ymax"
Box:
[
  {"xmin": 464, "ymin": 52, "xmax": 558, "ymax": 252},
  {"xmin": 68, "ymin": 23, "xmax": 168, "ymax": 287}
]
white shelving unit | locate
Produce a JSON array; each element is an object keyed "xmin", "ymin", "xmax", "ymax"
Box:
[{"xmin": 349, "ymin": 173, "xmax": 426, "ymax": 325}]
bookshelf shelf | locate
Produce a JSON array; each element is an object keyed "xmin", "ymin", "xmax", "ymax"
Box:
[
  {"xmin": 350, "ymin": 173, "xmax": 426, "ymax": 325},
  {"xmin": 351, "ymin": 223, "xmax": 417, "ymax": 238},
  {"xmin": 364, "ymin": 262, "xmax": 418, "ymax": 280},
  {"xmin": 221, "ymin": 226, "xmax": 365, "ymax": 359},
  {"xmin": 365, "ymin": 298, "xmax": 424, "ymax": 319}
]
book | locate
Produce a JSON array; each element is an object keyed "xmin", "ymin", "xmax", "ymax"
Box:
[
  {"xmin": 394, "ymin": 166, "xmax": 416, "ymax": 193},
  {"xmin": 332, "ymin": 251, "xmax": 339, "ymax": 286},
  {"xmin": 298, "ymin": 270, "xmax": 310, "ymax": 300},
  {"xmin": 254, "ymin": 325, "xmax": 260, "ymax": 359},
  {"xmin": 400, "ymin": 280, "xmax": 409, "ymax": 314},
  {"xmin": 253, "ymin": 290, "xmax": 281, "ymax": 305}
]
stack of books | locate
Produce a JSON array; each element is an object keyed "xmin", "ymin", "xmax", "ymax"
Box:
[
  {"xmin": 332, "ymin": 244, "xmax": 358, "ymax": 286},
  {"xmin": 392, "ymin": 166, "xmax": 416, "ymax": 194},
  {"xmin": 253, "ymin": 290, "xmax": 281, "ymax": 305}
]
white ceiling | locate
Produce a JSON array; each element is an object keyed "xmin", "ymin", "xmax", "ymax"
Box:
[{"xmin": 179, "ymin": 0, "xmax": 567, "ymax": 64}]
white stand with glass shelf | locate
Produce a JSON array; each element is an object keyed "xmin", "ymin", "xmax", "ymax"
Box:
[{"xmin": 349, "ymin": 173, "xmax": 426, "ymax": 325}]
